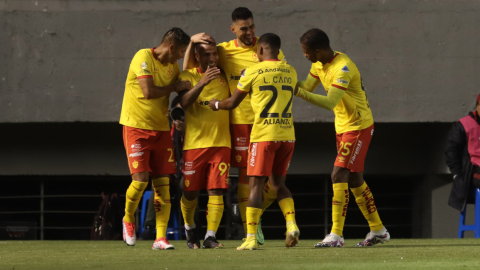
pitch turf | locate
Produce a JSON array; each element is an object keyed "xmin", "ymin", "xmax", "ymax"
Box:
[{"xmin": 1, "ymin": 239, "xmax": 480, "ymax": 269}]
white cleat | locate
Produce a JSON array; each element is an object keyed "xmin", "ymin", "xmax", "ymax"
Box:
[
  {"xmin": 122, "ymin": 217, "xmax": 136, "ymax": 246},
  {"xmin": 314, "ymin": 233, "xmax": 344, "ymax": 248},
  {"xmin": 354, "ymin": 227, "xmax": 390, "ymax": 247},
  {"xmin": 152, "ymin": 237, "xmax": 175, "ymax": 250}
]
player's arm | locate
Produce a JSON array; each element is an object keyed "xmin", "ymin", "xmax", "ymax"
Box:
[
  {"xmin": 179, "ymin": 66, "xmax": 221, "ymax": 109},
  {"xmin": 296, "ymin": 73, "xmax": 321, "ymax": 93},
  {"xmin": 138, "ymin": 77, "xmax": 190, "ymax": 100},
  {"xmin": 182, "ymin": 33, "xmax": 215, "ymax": 71},
  {"xmin": 295, "ymin": 85, "xmax": 345, "ymax": 111},
  {"xmin": 209, "ymin": 89, "xmax": 248, "ymax": 111}
]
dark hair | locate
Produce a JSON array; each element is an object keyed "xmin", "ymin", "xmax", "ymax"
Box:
[
  {"xmin": 232, "ymin": 7, "xmax": 253, "ymax": 22},
  {"xmin": 300, "ymin": 28, "xmax": 330, "ymax": 50},
  {"xmin": 258, "ymin": 33, "xmax": 281, "ymax": 51},
  {"xmin": 162, "ymin": 27, "xmax": 190, "ymax": 47}
]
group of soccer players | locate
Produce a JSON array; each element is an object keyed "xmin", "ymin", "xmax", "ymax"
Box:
[{"xmin": 119, "ymin": 7, "xmax": 390, "ymax": 250}]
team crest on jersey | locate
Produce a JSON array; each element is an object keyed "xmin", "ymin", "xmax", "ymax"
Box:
[
  {"xmin": 341, "ymin": 65, "xmax": 350, "ymax": 73},
  {"xmin": 132, "ymin": 160, "xmax": 139, "ymax": 169},
  {"xmin": 236, "ymin": 154, "xmax": 242, "ymax": 163},
  {"xmin": 253, "ymin": 53, "xmax": 259, "ymax": 62},
  {"xmin": 167, "ymin": 65, "xmax": 173, "ymax": 78},
  {"xmin": 185, "ymin": 179, "xmax": 190, "ymax": 187},
  {"xmin": 219, "ymin": 78, "xmax": 227, "ymax": 87},
  {"xmin": 140, "ymin": 62, "xmax": 148, "ymax": 70}
]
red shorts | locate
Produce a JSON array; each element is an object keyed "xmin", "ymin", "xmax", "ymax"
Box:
[
  {"xmin": 123, "ymin": 126, "xmax": 176, "ymax": 175},
  {"xmin": 247, "ymin": 141, "xmax": 295, "ymax": 177},
  {"xmin": 334, "ymin": 125, "xmax": 374, "ymax": 172},
  {"xmin": 183, "ymin": 147, "xmax": 231, "ymax": 191},
  {"xmin": 230, "ymin": 124, "xmax": 253, "ymax": 168}
]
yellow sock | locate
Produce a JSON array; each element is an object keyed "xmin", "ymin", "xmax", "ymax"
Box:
[
  {"xmin": 206, "ymin": 195, "xmax": 224, "ymax": 234},
  {"xmin": 351, "ymin": 181, "xmax": 383, "ymax": 231},
  {"xmin": 331, "ymin": 183, "xmax": 349, "ymax": 236},
  {"xmin": 181, "ymin": 196, "xmax": 197, "ymax": 228},
  {"xmin": 124, "ymin": 180, "xmax": 148, "ymax": 223},
  {"xmin": 262, "ymin": 180, "xmax": 277, "ymax": 214},
  {"xmin": 246, "ymin": 207, "xmax": 262, "ymax": 237},
  {"xmin": 278, "ymin": 198, "xmax": 296, "ymax": 224},
  {"xmin": 152, "ymin": 177, "xmax": 171, "ymax": 239},
  {"xmin": 237, "ymin": 168, "xmax": 249, "ymax": 235}
]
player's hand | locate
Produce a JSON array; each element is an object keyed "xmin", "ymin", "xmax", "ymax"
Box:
[
  {"xmin": 174, "ymin": 120, "xmax": 185, "ymax": 133},
  {"xmin": 209, "ymin": 98, "xmax": 219, "ymax": 111},
  {"xmin": 191, "ymin": 33, "xmax": 215, "ymax": 44},
  {"xmin": 175, "ymin": 80, "xmax": 191, "ymax": 92},
  {"xmin": 199, "ymin": 66, "xmax": 221, "ymax": 86}
]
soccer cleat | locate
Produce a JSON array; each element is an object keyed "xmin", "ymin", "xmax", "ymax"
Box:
[
  {"xmin": 152, "ymin": 237, "xmax": 175, "ymax": 250},
  {"xmin": 122, "ymin": 217, "xmax": 136, "ymax": 246},
  {"xmin": 203, "ymin": 236, "xmax": 224, "ymax": 249},
  {"xmin": 354, "ymin": 229, "xmax": 390, "ymax": 247},
  {"xmin": 185, "ymin": 228, "xmax": 200, "ymax": 249},
  {"xmin": 285, "ymin": 221, "xmax": 300, "ymax": 248},
  {"xmin": 237, "ymin": 236, "xmax": 259, "ymax": 250},
  {"xmin": 314, "ymin": 233, "xmax": 344, "ymax": 248},
  {"xmin": 256, "ymin": 218, "xmax": 265, "ymax": 245}
]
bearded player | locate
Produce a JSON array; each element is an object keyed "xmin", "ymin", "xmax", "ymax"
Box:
[
  {"xmin": 209, "ymin": 33, "xmax": 299, "ymax": 250},
  {"xmin": 295, "ymin": 28, "xmax": 390, "ymax": 247},
  {"xmin": 178, "ymin": 41, "xmax": 231, "ymax": 249},
  {"xmin": 119, "ymin": 28, "xmax": 191, "ymax": 250},
  {"xmin": 184, "ymin": 7, "xmax": 285, "ymax": 244}
]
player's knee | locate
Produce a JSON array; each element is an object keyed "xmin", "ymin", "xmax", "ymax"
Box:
[
  {"xmin": 331, "ymin": 171, "xmax": 347, "ymax": 183},
  {"xmin": 132, "ymin": 171, "xmax": 149, "ymax": 183}
]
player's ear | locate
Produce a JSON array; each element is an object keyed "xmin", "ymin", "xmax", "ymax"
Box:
[
  {"xmin": 259, "ymin": 46, "xmax": 264, "ymax": 56},
  {"xmin": 230, "ymin": 24, "xmax": 235, "ymax": 34},
  {"xmin": 168, "ymin": 43, "xmax": 175, "ymax": 54},
  {"xmin": 195, "ymin": 53, "xmax": 200, "ymax": 62}
]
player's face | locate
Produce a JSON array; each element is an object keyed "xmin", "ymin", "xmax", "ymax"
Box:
[
  {"xmin": 196, "ymin": 44, "xmax": 219, "ymax": 71},
  {"xmin": 232, "ymin": 18, "xmax": 255, "ymax": 46},
  {"xmin": 169, "ymin": 44, "xmax": 188, "ymax": 64},
  {"xmin": 301, "ymin": 43, "xmax": 318, "ymax": 63}
]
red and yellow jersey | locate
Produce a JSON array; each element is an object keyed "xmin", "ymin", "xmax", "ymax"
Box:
[
  {"xmin": 217, "ymin": 37, "xmax": 285, "ymax": 124},
  {"xmin": 179, "ymin": 68, "xmax": 231, "ymax": 150},
  {"xmin": 120, "ymin": 48, "xmax": 180, "ymax": 131},
  {"xmin": 237, "ymin": 59, "xmax": 296, "ymax": 142},
  {"xmin": 310, "ymin": 52, "xmax": 373, "ymax": 133}
]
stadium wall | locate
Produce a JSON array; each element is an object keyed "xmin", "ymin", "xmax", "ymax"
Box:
[{"xmin": 1, "ymin": 0, "xmax": 479, "ymax": 123}]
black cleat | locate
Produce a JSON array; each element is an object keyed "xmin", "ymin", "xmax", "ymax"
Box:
[
  {"xmin": 202, "ymin": 236, "xmax": 224, "ymax": 249},
  {"xmin": 185, "ymin": 228, "xmax": 200, "ymax": 249}
]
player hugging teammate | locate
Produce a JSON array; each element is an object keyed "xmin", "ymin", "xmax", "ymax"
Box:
[{"xmin": 119, "ymin": 7, "xmax": 390, "ymax": 251}]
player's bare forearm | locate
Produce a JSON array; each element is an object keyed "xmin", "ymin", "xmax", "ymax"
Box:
[
  {"xmin": 209, "ymin": 90, "xmax": 248, "ymax": 111},
  {"xmin": 296, "ymin": 87, "xmax": 344, "ymax": 111},
  {"xmin": 179, "ymin": 82, "xmax": 206, "ymax": 109},
  {"xmin": 182, "ymin": 41, "xmax": 197, "ymax": 71}
]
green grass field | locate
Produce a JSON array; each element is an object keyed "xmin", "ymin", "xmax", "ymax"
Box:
[{"xmin": 1, "ymin": 239, "xmax": 480, "ymax": 269}]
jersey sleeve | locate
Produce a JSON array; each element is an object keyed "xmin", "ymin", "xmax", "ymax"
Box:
[
  {"xmin": 309, "ymin": 64, "xmax": 319, "ymax": 79},
  {"xmin": 131, "ymin": 51, "xmax": 154, "ymax": 79},
  {"xmin": 236, "ymin": 68, "xmax": 255, "ymax": 93},
  {"xmin": 331, "ymin": 62, "xmax": 355, "ymax": 91}
]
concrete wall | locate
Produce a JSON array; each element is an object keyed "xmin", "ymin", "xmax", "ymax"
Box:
[{"xmin": 2, "ymin": 0, "xmax": 480, "ymax": 123}]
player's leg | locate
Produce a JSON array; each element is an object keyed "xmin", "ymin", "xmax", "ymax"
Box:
[
  {"xmin": 122, "ymin": 126, "xmax": 152, "ymax": 246},
  {"xmin": 270, "ymin": 141, "xmax": 299, "ymax": 248},
  {"xmin": 181, "ymin": 149, "xmax": 205, "ymax": 249},
  {"xmin": 150, "ymin": 131, "xmax": 177, "ymax": 250},
  {"xmin": 203, "ymin": 147, "xmax": 230, "ymax": 249}
]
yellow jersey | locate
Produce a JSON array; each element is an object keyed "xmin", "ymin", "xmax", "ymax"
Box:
[
  {"xmin": 310, "ymin": 52, "xmax": 373, "ymax": 134},
  {"xmin": 237, "ymin": 59, "xmax": 296, "ymax": 142},
  {"xmin": 217, "ymin": 37, "xmax": 285, "ymax": 124},
  {"xmin": 179, "ymin": 68, "xmax": 231, "ymax": 150},
  {"xmin": 120, "ymin": 48, "xmax": 180, "ymax": 131}
]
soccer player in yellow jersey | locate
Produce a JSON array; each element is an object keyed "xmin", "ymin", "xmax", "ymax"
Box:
[
  {"xmin": 209, "ymin": 33, "xmax": 300, "ymax": 250},
  {"xmin": 119, "ymin": 28, "xmax": 191, "ymax": 250},
  {"xmin": 295, "ymin": 28, "xmax": 390, "ymax": 247},
  {"xmin": 183, "ymin": 7, "xmax": 285, "ymax": 244},
  {"xmin": 177, "ymin": 41, "xmax": 231, "ymax": 249}
]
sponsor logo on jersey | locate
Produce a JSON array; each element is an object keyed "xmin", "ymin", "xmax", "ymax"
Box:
[
  {"xmin": 184, "ymin": 170, "xmax": 196, "ymax": 175},
  {"xmin": 198, "ymin": 100, "xmax": 209, "ymax": 106},
  {"xmin": 234, "ymin": 146, "xmax": 249, "ymax": 151},
  {"xmin": 341, "ymin": 65, "xmax": 350, "ymax": 73},
  {"xmin": 350, "ymin": 140, "xmax": 363, "ymax": 164},
  {"xmin": 261, "ymin": 67, "xmax": 290, "ymax": 74},
  {"xmin": 229, "ymin": 74, "xmax": 241, "ymax": 81},
  {"xmin": 129, "ymin": 152, "xmax": 144, "ymax": 157},
  {"xmin": 141, "ymin": 62, "xmax": 148, "ymax": 70},
  {"xmin": 337, "ymin": 156, "xmax": 345, "ymax": 163},
  {"xmin": 371, "ymin": 129, "xmax": 374, "ymax": 136},
  {"xmin": 250, "ymin": 143, "xmax": 257, "ymax": 167},
  {"xmin": 238, "ymin": 82, "xmax": 243, "ymax": 88},
  {"xmin": 225, "ymin": 178, "xmax": 229, "ymax": 185},
  {"xmin": 336, "ymin": 78, "xmax": 348, "ymax": 84},
  {"xmin": 131, "ymin": 143, "xmax": 141, "ymax": 149},
  {"xmin": 263, "ymin": 118, "xmax": 292, "ymax": 127},
  {"xmin": 132, "ymin": 160, "xmax": 139, "ymax": 169}
]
